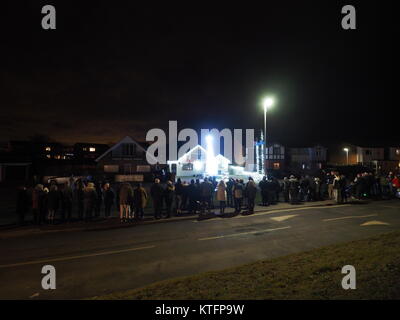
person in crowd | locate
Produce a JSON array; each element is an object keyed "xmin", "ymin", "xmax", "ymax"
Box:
[
  {"xmin": 61, "ymin": 182, "xmax": 73, "ymax": 222},
  {"xmin": 333, "ymin": 172, "xmax": 343, "ymax": 204},
  {"xmin": 353, "ymin": 173, "xmax": 362, "ymax": 199},
  {"xmin": 16, "ymin": 185, "xmax": 29, "ymax": 225},
  {"xmin": 299, "ymin": 176, "xmax": 309, "ymax": 202},
  {"xmin": 271, "ymin": 177, "xmax": 281, "ymax": 203},
  {"xmin": 326, "ymin": 172, "xmax": 335, "ymax": 200},
  {"xmin": 164, "ymin": 180, "xmax": 175, "ymax": 218},
  {"xmin": 210, "ymin": 177, "xmax": 218, "ymax": 209},
  {"xmin": 289, "ymin": 175, "xmax": 299, "ymax": 204},
  {"xmin": 200, "ymin": 177, "xmax": 214, "ymax": 214},
  {"xmin": 233, "ymin": 179, "xmax": 244, "ymax": 213},
  {"xmin": 259, "ymin": 176, "xmax": 268, "ymax": 206},
  {"xmin": 94, "ymin": 182, "xmax": 103, "ymax": 217},
  {"xmin": 47, "ymin": 184, "xmax": 60, "ymax": 224},
  {"xmin": 84, "ymin": 182, "xmax": 98, "ymax": 222},
  {"xmin": 245, "ymin": 177, "xmax": 257, "ymax": 213},
  {"xmin": 341, "ymin": 174, "xmax": 348, "ymax": 203},
  {"xmin": 226, "ymin": 178, "xmax": 234, "ymax": 207},
  {"xmin": 119, "ymin": 182, "xmax": 134, "ymax": 222},
  {"xmin": 181, "ymin": 180, "xmax": 188, "ymax": 211},
  {"xmin": 282, "ymin": 177, "xmax": 290, "ymax": 202},
  {"xmin": 314, "ymin": 177, "xmax": 321, "ymax": 201},
  {"xmin": 392, "ymin": 175, "xmax": 400, "ymax": 198},
  {"xmin": 174, "ymin": 178, "xmax": 183, "ymax": 215},
  {"xmin": 133, "ymin": 183, "xmax": 147, "ymax": 220},
  {"xmin": 187, "ymin": 179, "xmax": 198, "ymax": 214},
  {"xmin": 150, "ymin": 178, "xmax": 164, "ymax": 219},
  {"xmin": 32, "ymin": 184, "xmax": 45, "ymax": 225},
  {"xmin": 103, "ymin": 183, "xmax": 115, "ymax": 218},
  {"xmin": 75, "ymin": 179, "xmax": 85, "ymax": 220},
  {"xmin": 388, "ymin": 172, "xmax": 395, "ymax": 197},
  {"xmin": 216, "ymin": 179, "xmax": 227, "ymax": 215},
  {"xmin": 266, "ymin": 177, "xmax": 276, "ymax": 205},
  {"xmin": 42, "ymin": 187, "xmax": 49, "ymax": 221}
]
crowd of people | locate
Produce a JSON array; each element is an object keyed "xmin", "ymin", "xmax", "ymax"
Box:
[{"xmin": 14, "ymin": 171, "xmax": 400, "ymax": 225}]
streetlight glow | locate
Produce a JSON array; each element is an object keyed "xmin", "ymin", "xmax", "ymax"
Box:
[
  {"xmin": 343, "ymin": 147, "xmax": 349, "ymax": 165},
  {"xmin": 263, "ymin": 97, "xmax": 274, "ymax": 111}
]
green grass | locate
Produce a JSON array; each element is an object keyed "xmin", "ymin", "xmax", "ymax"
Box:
[{"xmin": 91, "ymin": 231, "xmax": 400, "ymax": 300}]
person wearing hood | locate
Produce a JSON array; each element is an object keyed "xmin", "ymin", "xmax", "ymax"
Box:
[{"xmin": 245, "ymin": 177, "xmax": 257, "ymax": 213}]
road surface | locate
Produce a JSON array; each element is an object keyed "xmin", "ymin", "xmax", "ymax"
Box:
[{"xmin": 0, "ymin": 200, "xmax": 399, "ymax": 299}]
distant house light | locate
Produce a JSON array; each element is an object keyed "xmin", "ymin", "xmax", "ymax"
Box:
[
  {"xmin": 396, "ymin": 149, "xmax": 400, "ymax": 155},
  {"xmin": 89, "ymin": 147, "xmax": 96, "ymax": 152},
  {"xmin": 45, "ymin": 147, "xmax": 51, "ymax": 152}
]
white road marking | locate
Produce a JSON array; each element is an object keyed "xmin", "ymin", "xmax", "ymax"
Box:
[
  {"xmin": 193, "ymin": 204, "xmax": 351, "ymax": 223},
  {"xmin": 323, "ymin": 214, "xmax": 377, "ymax": 222},
  {"xmin": 0, "ymin": 245, "xmax": 156, "ymax": 269},
  {"xmin": 379, "ymin": 205, "xmax": 400, "ymax": 209},
  {"xmin": 360, "ymin": 220, "xmax": 389, "ymax": 226},
  {"xmin": 198, "ymin": 226, "xmax": 291, "ymax": 241},
  {"xmin": 270, "ymin": 214, "xmax": 298, "ymax": 222}
]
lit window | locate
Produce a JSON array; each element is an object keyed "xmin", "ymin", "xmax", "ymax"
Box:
[
  {"xmin": 273, "ymin": 162, "xmax": 280, "ymax": 170},
  {"xmin": 45, "ymin": 147, "xmax": 51, "ymax": 152},
  {"xmin": 396, "ymin": 149, "xmax": 400, "ymax": 155},
  {"xmin": 46, "ymin": 154, "xmax": 51, "ymax": 159},
  {"xmin": 89, "ymin": 147, "xmax": 96, "ymax": 152}
]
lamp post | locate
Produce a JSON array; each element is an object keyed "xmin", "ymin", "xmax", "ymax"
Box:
[
  {"xmin": 262, "ymin": 97, "xmax": 274, "ymax": 175},
  {"xmin": 343, "ymin": 147, "xmax": 349, "ymax": 165}
]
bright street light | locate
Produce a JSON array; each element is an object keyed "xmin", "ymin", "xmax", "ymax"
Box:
[
  {"xmin": 263, "ymin": 97, "xmax": 274, "ymax": 111},
  {"xmin": 343, "ymin": 147, "xmax": 349, "ymax": 165},
  {"xmin": 261, "ymin": 96, "xmax": 275, "ymax": 175}
]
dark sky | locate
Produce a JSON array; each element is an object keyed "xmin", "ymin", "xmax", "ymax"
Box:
[{"xmin": 1, "ymin": 1, "xmax": 395, "ymax": 146}]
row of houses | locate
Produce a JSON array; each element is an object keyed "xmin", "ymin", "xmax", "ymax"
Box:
[{"xmin": 0, "ymin": 137, "xmax": 399, "ymax": 183}]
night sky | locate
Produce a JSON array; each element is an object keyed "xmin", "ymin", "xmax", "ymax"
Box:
[{"xmin": 1, "ymin": 1, "xmax": 395, "ymax": 147}]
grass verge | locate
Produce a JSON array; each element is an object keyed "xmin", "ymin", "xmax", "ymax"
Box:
[{"xmin": 91, "ymin": 231, "xmax": 400, "ymax": 300}]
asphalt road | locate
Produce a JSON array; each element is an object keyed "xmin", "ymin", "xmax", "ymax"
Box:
[{"xmin": 0, "ymin": 200, "xmax": 399, "ymax": 299}]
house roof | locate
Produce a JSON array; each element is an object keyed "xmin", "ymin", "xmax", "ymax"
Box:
[{"xmin": 95, "ymin": 136, "xmax": 156, "ymax": 162}]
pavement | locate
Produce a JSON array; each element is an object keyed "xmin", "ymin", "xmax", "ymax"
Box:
[
  {"xmin": 0, "ymin": 199, "xmax": 399, "ymax": 299},
  {"xmin": 0, "ymin": 200, "xmax": 338, "ymax": 238}
]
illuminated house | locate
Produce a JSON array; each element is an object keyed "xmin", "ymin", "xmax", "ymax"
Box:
[{"xmin": 167, "ymin": 145, "xmax": 231, "ymax": 178}]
